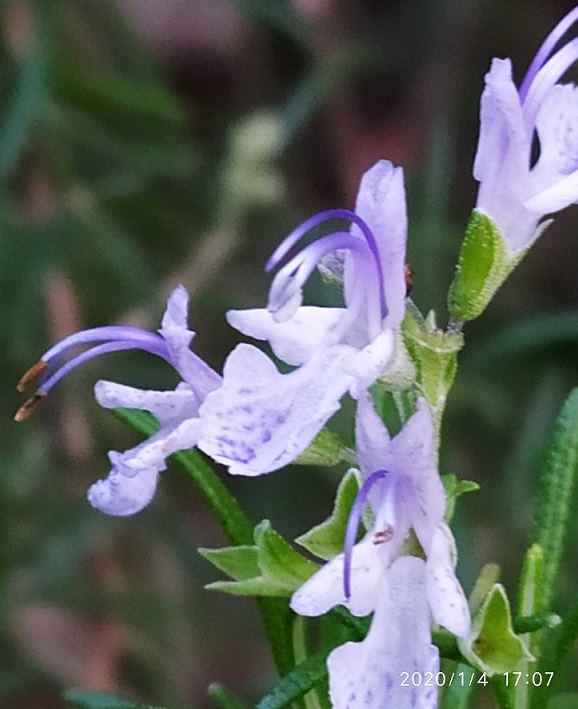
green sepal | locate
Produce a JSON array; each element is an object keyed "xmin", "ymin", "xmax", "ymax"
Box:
[
  {"xmin": 202, "ymin": 520, "xmax": 317, "ymax": 597},
  {"xmin": 459, "ymin": 583, "xmax": 534, "ymax": 676},
  {"xmin": 402, "ymin": 310, "xmax": 464, "ymax": 438},
  {"xmin": 293, "ymin": 428, "xmax": 349, "ymax": 467},
  {"xmin": 442, "ymin": 474, "xmax": 479, "ymax": 522},
  {"xmin": 63, "ymin": 689, "xmax": 167, "ymax": 709},
  {"xmin": 295, "ymin": 469, "xmax": 360, "ymax": 560},
  {"xmin": 448, "ymin": 210, "xmax": 528, "ymax": 323}
]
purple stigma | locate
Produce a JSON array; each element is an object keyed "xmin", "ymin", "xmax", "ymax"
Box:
[{"xmin": 343, "ymin": 469, "xmax": 388, "ymax": 601}]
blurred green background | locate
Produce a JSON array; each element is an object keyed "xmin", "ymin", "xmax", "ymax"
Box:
[{"xmin": 2, "ymin": 0, "xmax": 578, "ymax": 707}]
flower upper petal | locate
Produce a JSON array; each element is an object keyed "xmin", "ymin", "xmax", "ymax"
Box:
[
  {"xmin": 159, "ymin": 286, "xmax": 221, "ymax": 397},
  {"xmin": 473, "ymin": 58, "xmax": 544, "ymax": 250},
  {"xmin": 290, "ymin": 541, "xmax": 382, "ymax": 618},
  {"xmin": 328, "ymin": 556, "xmax": 439, "ymax": 709},
  {"xmin": 198, "ymin": 343, "xmax": 355, "ymax": 475},
  {"xmin": 474, "ymin": 59, "xmax": 529, "ymax": 199},
  {"xmin": 354, "ymin": 160, "xmax": 408, "ymax": 329}
]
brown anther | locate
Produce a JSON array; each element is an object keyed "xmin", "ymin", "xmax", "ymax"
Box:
[
  {"xmin": 373, "ymin": 526, "xmax": 394, "ymax": 545},
  {"xmin": 14, "ymin": 393, "xmax": 45, "ymax": 422},
  {"xmin": 404, "ymin": 263, "xmax": 414, "ymax": 295},
  {"xmin": 17, "ymin": 360, "xmax": 48, "ymax": 393}
]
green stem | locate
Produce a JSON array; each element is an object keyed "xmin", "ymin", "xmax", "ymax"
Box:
[{"xmin": 293, "ymin": 616, "xmax": 323, "ymax": 709}]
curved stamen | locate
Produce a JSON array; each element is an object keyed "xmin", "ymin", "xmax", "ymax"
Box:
[
  {"xmin": 266, "ymin": 209, "xmax": 366, "ymax": 271},
  {"xmin": 37, "ymin": 340, "xmax": 170, "ymax": 396},
  {"xmin": 15, "ymin": 329, "xmax": 172, "ymax": 421},
  {"xmin": 266, "ymin": 209, "xmax": 386, "ymax": 317},
  {"xmin": 522, "ymin": 36, "xmax": 578, "ymax": 131},
  {"xmin": 268, "ymin": 232, "xmax": 371, "ymax": 317},
  {"xmin": 343, "ymin": 469, "xmax": 388, "ymax": 600},
  {"xmin": 42, "ymin": 326, "xmax": 167, "ymax": 363},
  {"xmin": 520, "ymin": 6, "xmax": 578, "ymax": 101}
]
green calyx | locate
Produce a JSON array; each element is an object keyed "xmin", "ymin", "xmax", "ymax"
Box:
[
  {"xmin": 402, "ymin": 310, "xmax": 464, "ymax": 441},
  {"xmin": 448, "ymin": 210, "xmax": 527, "ymax": 323}
]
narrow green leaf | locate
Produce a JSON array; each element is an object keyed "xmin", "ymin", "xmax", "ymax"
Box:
[
  {"xmin": 256, "ymin": 648, "xmax": 331, "ymax": 709},
  {"xmin": 199, "ymin": 546, "xmax": 260, "ymax": 582},
  {"xmin": 206, "ymin": 521, "xmax": 317, "ymax": 596},
  {"xmin": 208, "ymin": 683, "xmax": 250, "ymax": 709},
  {"xmin": 63, "ymin": 689, "xmax": 167, "ymax": 709},
  {"xmin": 295, "ymin": 470, "xmax": 359, "ymax": 560},
  {"xmin": 255, "ymin": 520, "xmax": 318, "ymax": 588},
  {"xmin": 533, "ymin": 388, "xmax": 578, "ymax": 610},
  {"xmin": 206, "ymin": 576, "xmax": 290, "ymax": 597}
]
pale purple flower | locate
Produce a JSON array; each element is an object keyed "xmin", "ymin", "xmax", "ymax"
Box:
[
  {"xmin": 475, "ymin": 6, "xmax": 578, "ymax": 251},
  {"xmin": 290, "ymin": 397, "xmax": 470, "ymax": 708},
  {"xmin": 197, "ymin": 160, "xmax": 409, "ymax": 476},
  {"xmin": 228, "ymin": 159, "xmax": 406, "ymax": 373},
  {"xmin": 16, "ymin": 286, "xmax": 221, "ymax": 515}
]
